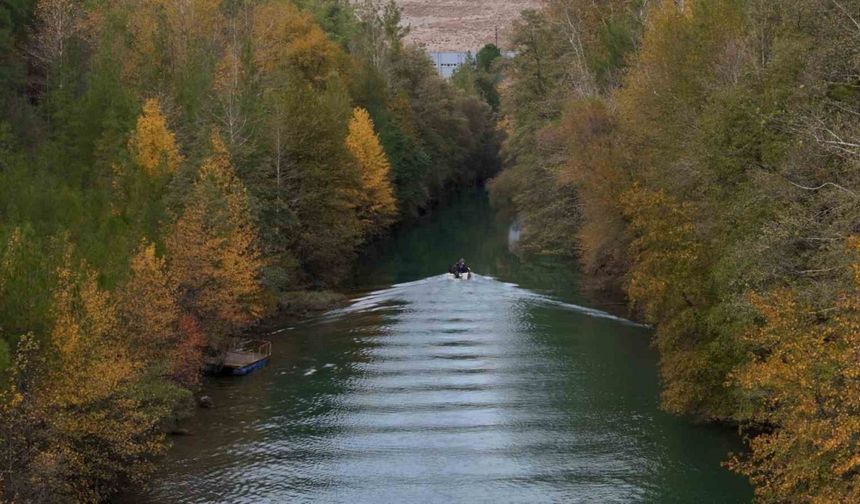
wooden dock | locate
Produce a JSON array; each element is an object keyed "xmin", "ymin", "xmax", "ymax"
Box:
[{"xmin": 215, "ymin": 339, "xmax": 272, "ymax": 376}]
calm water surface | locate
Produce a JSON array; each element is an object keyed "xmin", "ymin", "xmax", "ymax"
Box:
[{"xmin": 134, "ymin": 191, "xmax": 751, "ymax": 503}]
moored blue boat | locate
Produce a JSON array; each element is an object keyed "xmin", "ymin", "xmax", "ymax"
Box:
[
  {"xmin": 228, "ymin": 355, "xmax": 270, "ymax": 376},
  {"xmin": 217, "ymin": 339, "xmax": 272, "ymax": 376}
]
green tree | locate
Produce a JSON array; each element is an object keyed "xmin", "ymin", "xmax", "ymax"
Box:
[
  {"xmin": 476, "ymin": 43, "xmax": 502, "ymax": 72},
  {"xmin": 0, "ymin": 0, "xmax": 34, "ymax": 110}
]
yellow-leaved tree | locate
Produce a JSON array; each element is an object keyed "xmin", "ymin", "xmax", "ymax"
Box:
[
  {"xmin": 167, "ymin": 133, "xmax": 264, "ymax": 352},
  {"xmin": 118, "ymin": 241, "xmax": 206, "ymax": 385},
  {"xmin": 115, "ymin": 97, "xmax": 184, "ymax": 241},
  {"xmin": 128, "ymin": 98, "xmax": 183, "ymax": 177},
  {"xmin": 120, "ymin": 242, "xmax": 179, "ymax": 361},
  {"xmin": 731, "ymin": 238, "xmax": 860, "ymax": 503},
  {"xmin": 252, "ymin": 1, "xmax": 344, "ymax": 85},
  {"xmin": 346, "ymin": 107, "xmax": 397, "ymax": 236},
  {"xmin": 1, "ymin": 250, "xmax": 179, "ymax": 502}
]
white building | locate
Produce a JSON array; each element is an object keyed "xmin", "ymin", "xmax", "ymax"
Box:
[{"xmin": 429, "ymin": 52, "xmax": 471, "ymax": 79}]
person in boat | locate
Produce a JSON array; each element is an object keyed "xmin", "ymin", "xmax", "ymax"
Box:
[{"xmin": 449, "ymin": 258, "xmax": 471, "ymax": 278}]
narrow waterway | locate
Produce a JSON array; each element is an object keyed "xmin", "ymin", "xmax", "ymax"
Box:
[{"xmin": 134, "ymin": 191, "xmax": 751, "ymax": 503}]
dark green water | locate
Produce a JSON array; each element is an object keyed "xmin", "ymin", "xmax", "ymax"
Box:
[{"xmin": 134, "ymin": 191, "xmax": 752, "ymax": 503}]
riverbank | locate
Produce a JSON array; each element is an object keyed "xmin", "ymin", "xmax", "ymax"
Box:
[
  {"xmin": 0, "ymin": 0, "xmax": 509, "ymax": 499},
  {"xmin": 489, "ymin": 3, "xmax": 860, "ymax": 500}
]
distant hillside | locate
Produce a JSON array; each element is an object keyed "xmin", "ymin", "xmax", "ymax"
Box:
[{"xmin": 396, "ymin": 0, "xmax": 539, "ymax": 51}]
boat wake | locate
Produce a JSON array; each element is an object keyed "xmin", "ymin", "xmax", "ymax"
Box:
[{"xmin": 321, "ymin": 274, "xmax": 645, "ymax": 328}]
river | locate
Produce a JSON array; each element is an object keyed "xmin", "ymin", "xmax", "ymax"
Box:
[{"xmin": 132, "ymin": 190, "xmax": 752, "ymax": 503}]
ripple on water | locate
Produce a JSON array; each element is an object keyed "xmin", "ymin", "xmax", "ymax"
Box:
[{"xmin": 134, "ymin": 274, "xmax": 748, "ymax": 504}]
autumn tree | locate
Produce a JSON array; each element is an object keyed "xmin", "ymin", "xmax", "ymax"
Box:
[
  {"xmin": 492, "ymin": 2, "xmax": 860, "ymax": 501},
  {"xmin": 167, "ymin": 133, "xmax": 264, "ymax": 351},
  {"xmin": 250, "ymin": 1, "xmax": 364, "ymax": 285},
  {"xmin": 117, "ymin": 0, "xmax": 224, "ymax": 130},
  {"xmin": 0, "ymin": 1, "xmax": 505, "ymax": 499},
  {"xmin": 111, "ymin": 97, "xmax": 184, "ymax": 243},
  {"xmin": 1, "ymin": 252, "xmax": 183, "ymax": 502},
  {"xmin": 620, "ymin": 184, "xmax": 731, "ymax": 416},
  {"xmin": 488, "ymin": 3, "xmax": 630, "ymax": 259},
  {"xmin": 174, "ymin": 313, "xmax": 206, "ymax": 386},
  {"xmin": 731, "ymin": 238, "xmax": 860, "ymax": 503},
  {"xmin": 267, "ymin": 82, "xmax": 363, "ymax": 285},
  {"xmin": 252, "ymin": 1, "xmax": 345, "ymax": 86},
  {"xmin": 128, "ymin": 98, "xmax": 183, "ymax": 177},
  {"xmin": 119, "ymin": 241, "xmax": 205, "ymax": 386},
  {"xmin": 346, "ymin": 107, "xmax": 397, "ymax": 236},
  {"xmin": 119, "ymin": 242, "xmax": 179, "ymax": 367},
  {"xmin": 556, "ymin": 99, "xmax": 630, "ymax": 292}
]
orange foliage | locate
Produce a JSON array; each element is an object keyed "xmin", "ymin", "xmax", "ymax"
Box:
[
  {"xmin": 167, "ymin": 133, "xmax": 264, "ymax": 350},
  {"xmin": 731, "ymin": 238, "xmax": 860, "ymax": 503},
  {"xmin": 174, "ymin": 314, "xmax": 206, "ymax": 387},
  {"xmin": 119, "ymin": 241, "xmax": 181, "ymax": 366},
  {"xmin": 119, "ymin": 242, "xmax": 206, "ymax": 386},
  {"xmin": 252, "ymin": 1, "xmax": 344, "ymax": 84},
  {"xmin": 557, "ymin": 99, "xmax": 631, "ymax": 285},
  {"xmin": 0, "ymin": 253, "xmax": 174, "ymax": 502}
]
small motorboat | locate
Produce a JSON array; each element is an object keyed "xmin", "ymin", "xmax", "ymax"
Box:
[{"xmin": 448, "ymin": 259, "xmax": 472, "ymax": 280}]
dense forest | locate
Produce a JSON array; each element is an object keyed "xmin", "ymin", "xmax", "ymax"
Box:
[
  {"xmin": 4, "ymin": 0, "xmax": 859, "ymax": 501},
  {"xmin": 0, "ymin": 0, "xmax": 500, "ymax": 500},
  {"xmin": 490, "ymin": 0, "xmax": 860, "ymax": 502}
]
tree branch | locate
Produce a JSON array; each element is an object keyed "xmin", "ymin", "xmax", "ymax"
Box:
[
  {"xmin": 787, "ymin": 180, "xmax": 858, "ymax": 198},
  {"xmin": 832, "ymin": 0, "xmax": 860, "ymax": 35}
]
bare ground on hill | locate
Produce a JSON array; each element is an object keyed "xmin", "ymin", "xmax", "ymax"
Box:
[{"xmin": 395, "ymin": 0, "xmax": 539, "ymax": 52}]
